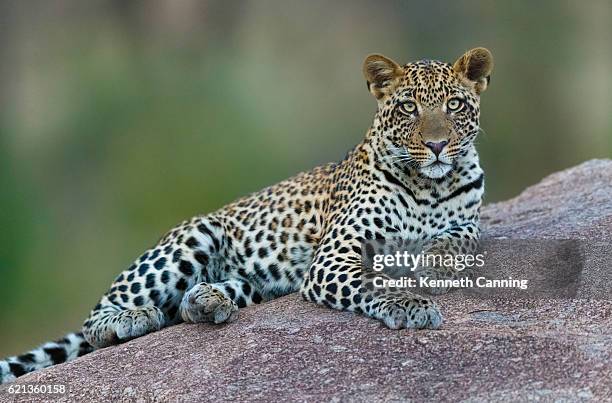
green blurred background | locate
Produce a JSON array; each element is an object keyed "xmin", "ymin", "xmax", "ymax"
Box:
[{"xmin": 0, "ymin": 0, "xmax": 610, "ymax": 355}]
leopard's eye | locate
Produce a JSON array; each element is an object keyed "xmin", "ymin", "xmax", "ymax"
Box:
[
  {"xmin": 398, "ymin": 101, "xmax": 418, "ymax": 116},
  {"xmin": 446, "ymin": 98, "xmax": 464, "ymax": 112}
]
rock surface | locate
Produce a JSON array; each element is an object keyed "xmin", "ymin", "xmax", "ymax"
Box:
[{"xmin": 1, "ymin": 159, "xmax": 611, "ymax": 402}]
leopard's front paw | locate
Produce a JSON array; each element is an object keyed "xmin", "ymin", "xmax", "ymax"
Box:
[
  {"xmin": 180, "ymin": 283, "xmax": 238, "ymax": 324},
  {"xmin": 377, "ymin": 295, "xmax": 442, "ymax": 330}
]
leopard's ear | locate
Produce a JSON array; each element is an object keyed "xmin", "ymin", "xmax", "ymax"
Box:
[
  {"xmin": 453, "ymin": 47, "xmax": 494, "ymax": 94},
  {"xmin": 363, "ymin": 54, "xmax": 403, "ymax": 99}
]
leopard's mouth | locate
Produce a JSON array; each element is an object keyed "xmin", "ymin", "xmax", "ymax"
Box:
[{"xmin": 419, "ymin": 161, "xmax": 453, "ymax": 179}]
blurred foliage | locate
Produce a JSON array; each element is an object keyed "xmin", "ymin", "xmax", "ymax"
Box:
[{"xmin": 0, "ymin": 0, "xmax": 610, "ymax": 355}]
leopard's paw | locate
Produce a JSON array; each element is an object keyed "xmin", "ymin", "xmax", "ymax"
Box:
[
  {"xmin": 113, "ymin": 306, "xmax": 165, "ymax": 341},
  {"xmin": 378, "ymin": 295, "xmax": 443, "ymax": 330},
  {"xmin": 84, "ymin": 306, "xmax": 165, "ymax": 348},
  {"xmin": 179, "ymin": 283, "xmax": 238, "ymax": 324}
]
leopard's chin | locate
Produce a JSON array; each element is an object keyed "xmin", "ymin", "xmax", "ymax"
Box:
[{"xmin": 419, "ymin": 161, "xmax": 453, "ymax": 179}]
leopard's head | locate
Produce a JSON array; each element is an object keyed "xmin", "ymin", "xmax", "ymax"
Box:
[{"xmin": 364, "ymin": 48, "xmax": 493, "ymax": 179}]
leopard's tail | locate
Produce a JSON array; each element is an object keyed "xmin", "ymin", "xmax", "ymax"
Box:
[{"xmin": 0, "ymin": 331, "xmax": 93, "ymax": 384}]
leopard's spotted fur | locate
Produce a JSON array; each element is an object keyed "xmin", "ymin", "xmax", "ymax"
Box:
[{"xmin": 1, "ymin": 48, "xmax": 493, "ymax": 383}]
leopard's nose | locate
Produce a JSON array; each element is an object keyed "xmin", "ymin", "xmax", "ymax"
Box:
[{"xmin": 424, "ymin": 141, "xmax": 448, "ymax": 157}]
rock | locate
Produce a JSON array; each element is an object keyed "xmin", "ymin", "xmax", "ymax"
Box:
[{"xmin": 1, "ymin": 159, "xmax": 611, "ymax": 402}]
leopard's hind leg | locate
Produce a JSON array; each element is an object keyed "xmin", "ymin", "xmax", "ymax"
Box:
[
  {"xmin": 82, "ymin": 216, "xmax": 228, "ymax": 348},
  {"xmin": 179, "ymin": 278, "xmax": 265, "ymax": 324}
]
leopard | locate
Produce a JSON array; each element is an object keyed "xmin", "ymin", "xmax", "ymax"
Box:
[{"xmin": 0, "ymin": 47, "xmax": 493, "ymax": 383}]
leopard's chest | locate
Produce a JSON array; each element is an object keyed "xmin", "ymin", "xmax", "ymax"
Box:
[{"xmin": 357, "ymin": 171, "xmax": 483, "ymax": 242}]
